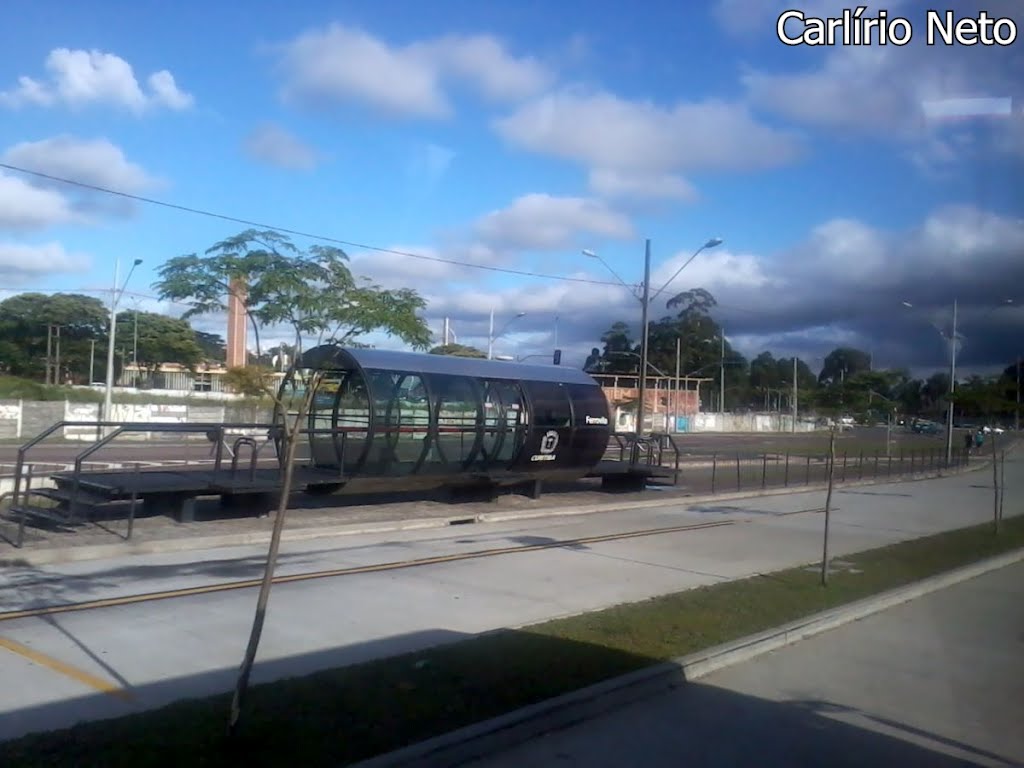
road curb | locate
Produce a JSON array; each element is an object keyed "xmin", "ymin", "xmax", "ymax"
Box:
[
  {"xmin": 2, "ymin": 456, "xmax": 994, "ymax": 566},
  {"xmin": 350, "ymin": 547, "xmax": 1024, "ymax": 768}
]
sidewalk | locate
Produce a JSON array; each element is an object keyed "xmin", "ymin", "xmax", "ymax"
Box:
[{"xmin": 468, "ymin": 559, "xmax": 1024, "ymax": 768}]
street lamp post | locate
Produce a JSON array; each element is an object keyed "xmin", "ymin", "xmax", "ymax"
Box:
[
  {"xmin": 946, "ymin": 299, "xmax": 957, "ymax": 465},
  {"xmin": 637, "ymin": 239, "xmax": 652, "ymax": 434},
  {"xmin": 792, "ymin": 356, "xmax": 798, "ymax": 433},
  {"xmin": 103, "ymin": 258, "xmax": 142, "ymax": 424},
  {"xmin": 487, "ymin": 309, "xmax": 526, "ymax": 360},
  {"xmin": 1017, "ymin": 356, "xmax": 1021, "ymax": 432},
  {"xmin": 583, "ymin": 236, "xmax": 723, "ymax": 436}
]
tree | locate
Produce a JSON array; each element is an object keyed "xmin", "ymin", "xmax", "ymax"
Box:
[
  {"xmin": 154, "ymin": 228, "xmax": 432, "ymax": 736},
  {"xmin": 194, "ymin": 331, "xmax": 226, "ymax": 363},
  {"xmin": 598, "ymin": 321, "xmax": 637, "ymax": 373},
  {"xmin": 818, "ymin": 347, "xmax": 872, "ymax": 385},
  {"xmin": 429, "ymin": 343, "xmax": 486, "ymax": 358},
  {"xmin": 666, "ymin": 287, "xmax": 717, "ymax": 318},
  {"xmin": 922, "ymin": 372, "xmax": 951, "ymax": 415},
  {"xmin": 117, "ymin": 311, "xmax": 204, "ymax": 378},
  {"xmin": 775, "ymin": 357, "xmax": 818, "ymax": 403},
  {"xmin": 222, "ymin": 365, "xmax": 275, "ymax": 397},
  {"xmin": 0, "ymin": 292, "xmax": 108, "ymax": 382}
]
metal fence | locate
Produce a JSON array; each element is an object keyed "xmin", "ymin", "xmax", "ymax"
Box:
[{"xmin": 600, "ymin": 432, "xmax": 995, "ymax": 496}]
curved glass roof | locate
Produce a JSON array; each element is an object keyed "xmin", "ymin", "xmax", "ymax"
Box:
[{"xmin": 299, "ymin": 345, "xmax": 600, "ymax": 385}]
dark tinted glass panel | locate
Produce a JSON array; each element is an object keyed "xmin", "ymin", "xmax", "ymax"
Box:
[
  {"xmin": 385, "ymin": 372, "xmax": 430, "ymax": 474},
  {"xmin": 308, "ymin": 372, "xmax": 344, "ymax": 467},
  {"xmin": 364, "ymin": 370, "xmax": 399, "ymax": 472},
  {"xmin": 335, "ymin": 370, "xmax": 370, "ymax": 472},
  {"xmin": 566, "ymin": 383, "xmax": 610, "ymax": 427},
  {"xmin": 426, "ymin": 374, "xmax": 481, "ymax": 466},
  {"xmin": 525, "ymin": 381, "xmax": 571, "ymax": 427},
  {"xmin": 567, "ymin": 382, "xmax": 611, "ymax": 465},
  {"xmin": 480, "ymin": 379, "xmax": 526, "ymax": 465}
]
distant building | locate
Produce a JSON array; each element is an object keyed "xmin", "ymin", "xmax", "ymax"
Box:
[{"xmin": 591, "ymin": 373, "xmax": 711, "ymax": 432}]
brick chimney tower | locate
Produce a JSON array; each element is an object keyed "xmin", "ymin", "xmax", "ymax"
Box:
[{"xmin": 226, "ymin": 276, "xmax": 248, "ymax": 368}]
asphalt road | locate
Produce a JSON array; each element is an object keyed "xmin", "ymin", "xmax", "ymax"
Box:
[
  {"xmin": 475, "ymin": 560, "xmax": 1024, "ymax": 768},
  {"xmin": 0, "ymin": 451, "xmax": 1019, "ymax": 743}
]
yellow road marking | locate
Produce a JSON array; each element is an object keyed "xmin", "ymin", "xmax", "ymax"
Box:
[
  {"xmin": 0, "ymin": 636, "xmax": 133, "ymax": 701},
  {"xmin": 0, "ymin": 519, "xmax": 734, "ymax": 623}
]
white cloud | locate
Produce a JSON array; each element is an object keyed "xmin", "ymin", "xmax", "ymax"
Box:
[
  {"xmin": 0, "ymin": 241, "xmax": 91, "ymax": 280},
  {"xmin": 588, "ymin": 168, "xmax": 697, "ymax": 202},
  {"xmin": 493, "ymin": 88, "xmax": 802, "ymax": 175},
  {"xmin": 739, "ymin": 2, "xmax": 1023, "ymax": 168},
  {"xmin": 427, "ymin": 204, "xmax": 1024, "ymax": 370},
  {"xmin": 0, "ymin": 136, "xmax": 160, "ymax": 229},
  {"xmin": 243, "ymin": 123, "xmax": 320, "ymax": 170},
  {"xmin": 0, "ymin": 48, "xmax": 193, "ymax": 113},
  {"xmin": 0, "ymin": 172, "xmax": 79, "ymax": 231},
  {"xmin": 276, "ymin": 23, "xmax": 552, "ymax": 117},
  {"xmin": 146, "ymin": 70, "xmax": 194, "ymax": 110},
  {"xmin": 475, "ymin": 193, "xmax": 634, "ymax": 250},
  {"xmin": 2, "ymin": 135, "xmax": 160, "ymax": 192}
]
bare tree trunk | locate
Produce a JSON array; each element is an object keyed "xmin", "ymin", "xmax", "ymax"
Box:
[
  {"xmin": 228, "ymin": 373, "xmax": 318, "ymax": 735},
  {"xmin": 999, "ymin": 450, "xmax": 1005, "ymax": 524},
  {"xmin": 821, "ymin": 428, "xmax": 836, "ymax": 587},
  {"xmin": 992, "ymin": 432, "xmax": 999, "ymax": 534}
]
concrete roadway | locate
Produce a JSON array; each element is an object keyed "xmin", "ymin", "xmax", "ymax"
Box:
[
  {"xmin": 0, "ymin": 451, "xmax": 1019, "ymax": 744},
  {"xmin": 474, "ymin": 561, "xmax": 1024, "ymax": 768}
]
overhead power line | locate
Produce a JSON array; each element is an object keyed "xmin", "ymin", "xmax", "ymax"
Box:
[{"xmin": 0, "ymin": 162, "xmax": 621, "ymax": 288}]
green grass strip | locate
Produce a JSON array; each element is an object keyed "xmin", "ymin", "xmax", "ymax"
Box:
[{"xmin": 2, "ymin": 515, "xmax": 1022, "ymax": 768}]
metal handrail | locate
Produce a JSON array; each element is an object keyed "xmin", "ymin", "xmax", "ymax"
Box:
[{"xmin": 230, "ymin": 437, "xmax": 261, "ymax": 482}]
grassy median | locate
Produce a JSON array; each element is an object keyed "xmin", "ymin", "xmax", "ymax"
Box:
[{"xmin": 2, "ymin": 515, "xmax": 1022, "ymax": 768}]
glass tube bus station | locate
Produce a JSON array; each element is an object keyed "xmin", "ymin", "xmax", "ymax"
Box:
[{"xmin": 10, "ymin": 348, "xmax": 678, "ymax": 528}]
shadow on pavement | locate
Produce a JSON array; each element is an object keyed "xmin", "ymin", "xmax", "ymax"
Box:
[
  {"xmin": 479, "ymin": 677, "xmax": 1018, "ymax": 768},
  {"xmin": 0, "ymin": 622, "xmax": 1014, "ymax": 768}
]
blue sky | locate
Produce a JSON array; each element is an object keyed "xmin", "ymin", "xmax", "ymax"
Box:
[{"xmin": 0, "ymin": 0, "xmax": 1021, "ymax": 374}]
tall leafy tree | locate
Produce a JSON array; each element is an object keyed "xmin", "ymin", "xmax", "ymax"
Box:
[
  {"xmin": 116, "ymin": 311, "xmax": 205, "ymax": 377},
  {"xmin": 429, "ymin": 343, "xmax": 486, "ymax": 358},
  {"xmin": 0, "ymin": 292, "xmax": 108, "ymax": 382},
  {"xmin": 193, "ymin": 330, "xmax": 226, "ymax": 363},
  {"xmin": 154, "ymin": 228, "xmax": 432, "ymax": 735},
  {"xmin": 598, "ymin": 321, "xmax": 637, "ymax": 373},
  {"xmin": 818, "ymin": 347, "xmax": 872, "ymax": 385}
]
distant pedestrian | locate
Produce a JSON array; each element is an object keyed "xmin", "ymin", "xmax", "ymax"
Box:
[
  {"xmin": 964, "ymin": 432, "xmax": 973, "ymax": 454},
  {"xmin": 974, "ymin": 430, "xmax": 985, "ymax": 450}
]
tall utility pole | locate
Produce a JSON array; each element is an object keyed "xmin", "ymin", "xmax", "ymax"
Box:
[
  {"xmin": 89, "ymin": 339, "xmax": 96, "ymax": 385},
  {"xmin": 45, "ymin": 324, "xmax": 53, "ymax": 385},
  {"xmin": 104, "ymin": 259, "xmax": 120, "ymax": 422},
  {"xmin": 792, "ymin": 356, "xmax": 798, "ymax": 433},
  {"xmin": 1016, "ymin": 356, "xmax": 1021, "ymax": 432},
  {"xmin": 44, "ymin": 324, "xmax": 63, "ymax": 385},
  {"xmin": 719, "ymin": 331, "xmax": 725, "ymax": 415},
  {"xmin": 945, "ymin": 299, "xmax": 957, "ymax": 466},
  {"xmin": 54, "ymin": 325, "xmax": 61, "ymax": 384},
  {"xmin": 674, "ymin": 336, "xmax": 682, "ymax": 434},
  {"xmin": 636, "ymin": 239, "xmax": 652, "ymax": 435},
  {"xmin": 582, "ymin": 236, "xmax": 723, "ymax": 435},
  {"xmin": 487, "ymin": 309, "xmax": 494, "ymax": 359},
  {"xmin": 104, "ymin": 258, "xmax": 142, "ymax": 424}
]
